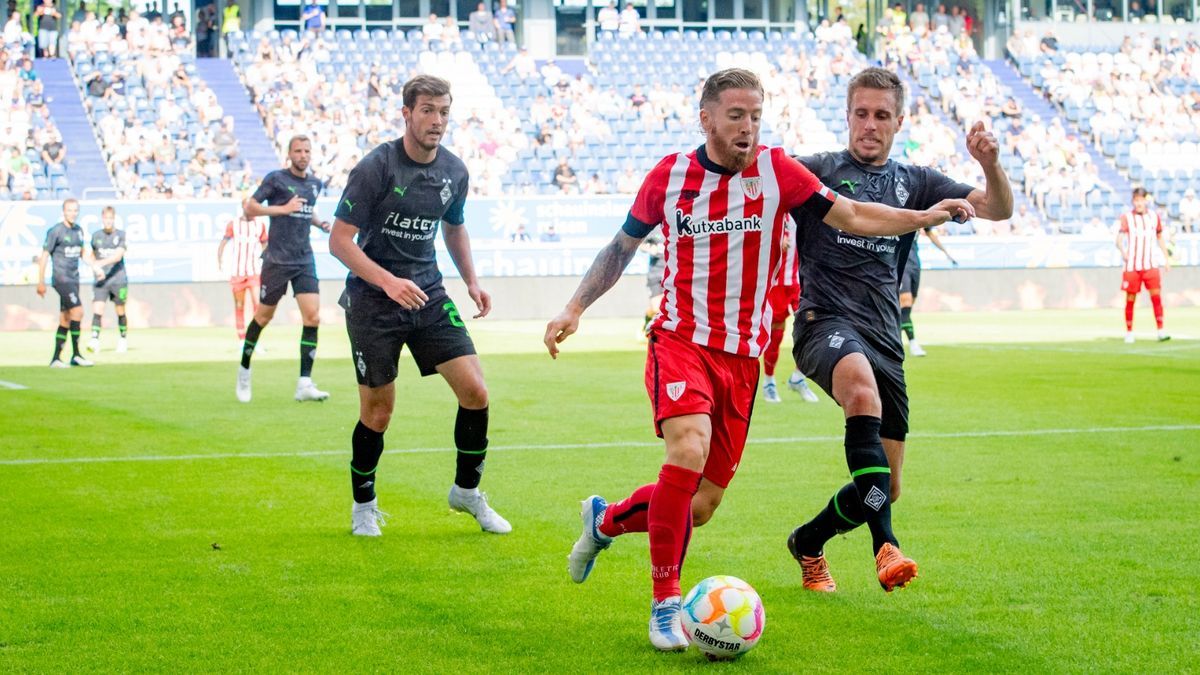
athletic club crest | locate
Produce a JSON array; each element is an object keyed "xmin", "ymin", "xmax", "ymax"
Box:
[
  {"xmin": 894, "ymin": 178, "xmax": 910, "ymax": 205},
  {"xmin": 741, "ymin": 176, "xmax": 762, "ymax": 200},
  {"xmin": 666, "ymin": 381, "xmax": 687, "ymax": 401},
  {"xmin": 440, "ymin": 178, "xmax": 453, "ymax": 205}
]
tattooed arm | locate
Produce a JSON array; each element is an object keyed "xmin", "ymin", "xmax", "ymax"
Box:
[{"xmin": 543, "ymin": 230, "xmax": 644, "ymax": 358}]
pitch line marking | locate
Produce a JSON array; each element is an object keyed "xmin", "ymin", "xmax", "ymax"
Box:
[
  {"xmin": 0, "ymin": 380, "xmax": 29, "ymax": 390},
  {"xmin": 1, "ymin": 424, "xmax": 1197, "ymax": 466}
]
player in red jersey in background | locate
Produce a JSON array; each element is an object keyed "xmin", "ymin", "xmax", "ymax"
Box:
[
  {"xmin": 544, "ymin": 68, "xmax": 972, "ymax": 652},
  {"xmin": 760, "ymin": 216, "xmax": 819, "ymax": 403},
  {"xmin": 1117, "ymin": 187, "xmax": 1171, "ymax": 343},
  {"xmin": 218, "ymin": 200, "xmax": 269, "ymax": 341}
]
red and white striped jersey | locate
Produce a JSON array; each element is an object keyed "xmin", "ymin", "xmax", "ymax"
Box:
[
  {"xmin": 224, "ymin": 216, "xmax": 268, "ymax": 277},
  {"xmin": 1119, "ymin": 209, "xmax": 1163, "ymax": 272},
  {"xmin": 774, "ymin": 215, "xmax": 799, "ymax": 287},
  {"xmin": 629, "ymin": 146, "xmax": 836, "ymax": 358}
]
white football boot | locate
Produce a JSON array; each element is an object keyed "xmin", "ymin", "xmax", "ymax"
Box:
[
  {"xmin": 788, "ymin": 376, "xmax": 820, "ymax": 403},
  {"xmin": 351, "ymin": 498, "xmax": 389, "ymax": 536},
  {"xmin": 236, "ymin": 366, "xmax": 252, "ymax": 403},
  {"xmin": 568, "ymin": 495, "xmax": 613, "ymax": 583},
  {"xmin": 648, "ymin": 596, "xmax": 689, "ymax": 651},
  {"xmin": 449, "ymin": 485, "xmax": 512, "ymax": 534},
  {"xmin": 295, "ymin": 377, "xmax": 329, "ymax": 402}
]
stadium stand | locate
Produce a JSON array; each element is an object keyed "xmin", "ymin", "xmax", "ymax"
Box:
[
  {"xmin": 879, "ymin": 23, "xmax": 1135, "ymax": 234},
  {"xmin": 223, "ymin": 24, "xmax": 1049, "ymax": 236},
  {"xmin": 0, "ymin": 34, "xmax": 75, "ymax": 200},
  {"xmin": 1010, "ymin": 29, "xmax": 1200, "ymax": 229},
  {"xmin": 69, "ymin": 9, "xmax": 247, "ymax": 199},
  {"xmin": 228, "ymin": 27, "xmax": 526, "ymax": 196}
]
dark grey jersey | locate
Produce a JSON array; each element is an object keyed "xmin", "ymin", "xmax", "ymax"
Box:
[
  {"xmin": 791, "ymin": 150, "xmax": 973, "ymax": 359},
  {"xmin": 91, "ymin": 228, "xmax": 127, "ymax": 282},
  {"xmin": 43, "ymin": 221, "xmax": 86, "ymax": 284},
  {"xmin": 333, "ymin": 140, "xmax": 470, "ymax": 294},
  {"xmin": 251, "ymin": 169, "xmax": 324, "ymax": 265}
]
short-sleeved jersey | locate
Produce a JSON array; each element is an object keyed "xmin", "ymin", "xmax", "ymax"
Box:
[
  {"xmin": 91, "ymin": 228, "xmax": 127, "ymax": 282},
  {"xmin": 792, "ymin": 150, "xmax": 973, "ymax": 360},
  {"xmin": 333, "ymin": 140, "xmax": 470, "ymax": 293},
  {"xmin": 1118, "ymin": 209, "xmax": 1163, "ymax": 272},
  {"xmin": 224, "ymin": 217, "xmax": 268, "ymax": 277},
  {"xmin": 623, "ymin": 145, "xmax": 837, "ymax": 358},
  {"xmin": 42, "ymin": 221, "xmax": 86, "ymax": 284},
  {"xmin": 251, "ymin": 168, "xmax": 324, "ymax": 265}
]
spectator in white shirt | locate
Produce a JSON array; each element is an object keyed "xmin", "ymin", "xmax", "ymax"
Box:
[
  {"xmin": 1178, "ymin": 188, "xmax": 1200, "ymax": 233},
  {"xmin": 597, "ymin": 1, "xmax": 619, "ymax": 36},
  {"xmin": 618, "ymin": 4, "xmax": 640, "ymax": 37}
]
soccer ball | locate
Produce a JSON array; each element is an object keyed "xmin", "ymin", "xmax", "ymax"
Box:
[{"xmin": 680, "ymin": 575, "xmax": 765, "ymax": 660}]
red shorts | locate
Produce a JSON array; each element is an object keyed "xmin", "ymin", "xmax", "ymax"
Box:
[
  {"xmin": 1121, "ymin": 269, "xmax": 1161, "ymax": 294},
  {"xmin": 644, "ymin": 328, "xmax": 760, "ymax": 489},
  {"xmin": 230, "ymin": 275, "xmax": 261, "ymax": 295},
  {"xmin": 767, "ymin": 283, "xmax": 800, "ymax": 322}
]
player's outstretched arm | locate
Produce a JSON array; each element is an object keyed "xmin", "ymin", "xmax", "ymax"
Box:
[
  {"xmin": 925, "ymin": 227, "xmax": 958, "ymax": 266},
  {"xmin": 823, "ymin": 197, "xmax": 974, "ymax": 238},
  {"xmin": 329, "ymin": 218, "xmax": 429, "ymax": 310},
  {"xmin": 965, "ymin": 121, "xmax": 1014, "ymax": 221},
  {"xmin": 544, "ymin": 230, "xmax": 643, "ymax": 359},
  {"xmin": 442, "ymin": 223, "xmax": 491, "ymax": 318}
]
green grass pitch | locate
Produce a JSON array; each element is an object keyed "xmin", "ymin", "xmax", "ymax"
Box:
[{"xmin": 1, "ymin": 309, "xmax": 1197, "ymax": 672}]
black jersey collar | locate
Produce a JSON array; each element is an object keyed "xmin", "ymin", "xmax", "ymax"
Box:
[
  {"xmin": 396, "ymin": 139, "xmax": 438, "ymax": 168},
  {"xmin": 840, "ymin": 149, "xmax": 894, "ymax": 174}
]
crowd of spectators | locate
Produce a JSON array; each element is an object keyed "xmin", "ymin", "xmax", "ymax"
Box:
[
  {"xmin": 877, "ymin": 21, "xmax": 1127, "ymax": 232},
  {"xmin": 70, "ymin": 6, "xmax": 246, "ymax": 199},
  {"xmin": 236, "ymin": 29, "xmax": 525, "ymax": 196},
  {"xmin": 1011, "ymin": 29, "xmax": 1200, "ymax": 149},
  {"xmin": 0, "ymin": 22, "xmax": 66, "ymax": 200}
]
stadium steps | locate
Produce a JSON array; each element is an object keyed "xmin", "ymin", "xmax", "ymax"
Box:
[
  {"xmin": 37, "ymin": 58, "xmax": 114, "ymax": 196},
  {"xmin": 194, "ymin": 58, "xmax": 280, "ymax": 180},
  {"xmin": 982, "ymin": 58, "xmax": 1130, "ymax": 197}
]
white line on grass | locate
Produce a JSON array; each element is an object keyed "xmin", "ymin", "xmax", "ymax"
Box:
[
  {"xmin": 957, "ymin": 342, "xmax": 1200, "ymax": 358},
  {"xmin": 0, "ymin": 380, "xmax": 29, "ymax": 390},
  {"xmin": 1, "ymin": 424, "xmax": 1197, "ymax": 466}
]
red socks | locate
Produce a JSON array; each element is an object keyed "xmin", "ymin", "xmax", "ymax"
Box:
[
  {"xmin": 235, "ymin": 307, "xmax": 246, "ymax": 340},
  {"xmin": 599, "ymin": 483, "xmax": 655, "ymax": 537},
  {"xmin": 763, "ymin": 321, "xmax": 784, "ymax": 376},
  {"xmin": 647, "ymin": 463, "xmax": 702, "ymax": 601},
  {"xmin": 1128, "ymin": 294, "xmax": 1167, "ymax": 331}
]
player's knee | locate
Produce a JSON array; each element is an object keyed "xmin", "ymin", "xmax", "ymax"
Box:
[
  {"xmin": 840, "ymin": 384, "xmax": 880, "ymax": 417},
  {"xmin": 362, "ymin": 407, "xmax": 392, "ymax": 432},
  {"xmin": 457, "ymin": 381, "xmax": 488, "ymax": 409},
  {"xmin": 889, "ymin": 477, "xmax": 902, "ymax": 503},
  {"xmin": 691, "ymin": 494, "xmax": 722, "ymax": 526}
]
